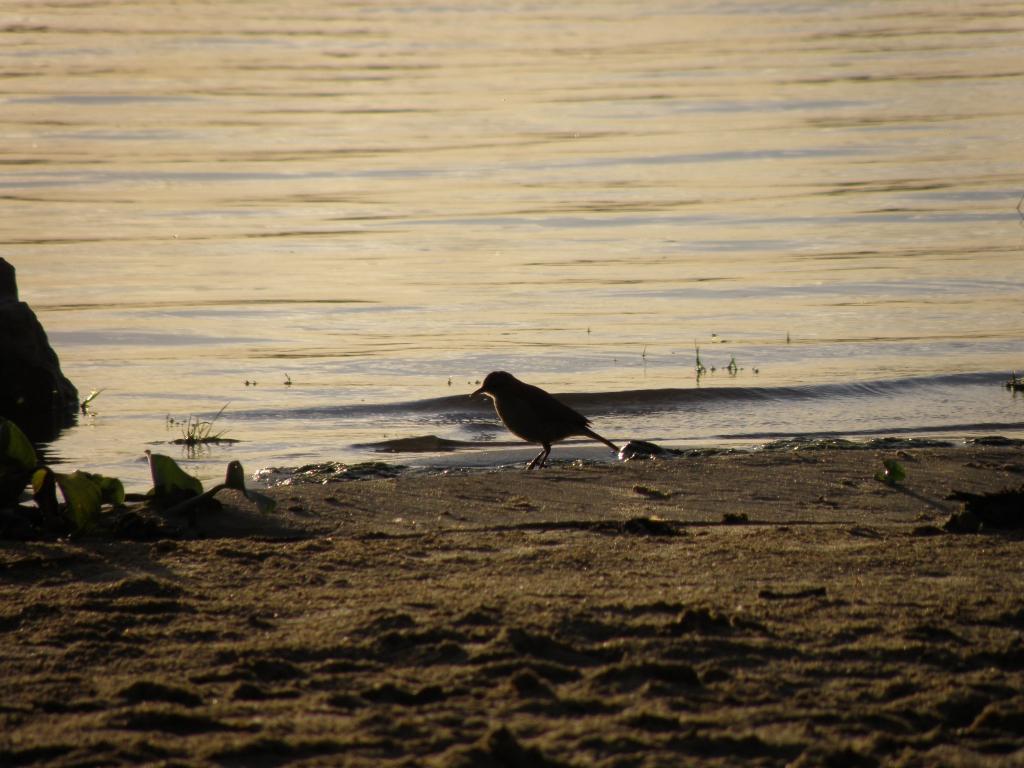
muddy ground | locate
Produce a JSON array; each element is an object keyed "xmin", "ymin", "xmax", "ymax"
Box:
[{"xmin": 2, "ymin": 442, "xmax": 1023, "ymax": 767}]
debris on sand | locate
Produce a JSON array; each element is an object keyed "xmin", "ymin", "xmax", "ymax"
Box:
[
  {"xmin": 618, "ymin": 440, "xmax": 675, "ymax": 461},
  {"xmin": 632, "ymin": 484, "xmax": 672, "ymax": 500},
  {"xmin": 945, "ymin": 486, "xmax": 1024, "ymax": 532}
]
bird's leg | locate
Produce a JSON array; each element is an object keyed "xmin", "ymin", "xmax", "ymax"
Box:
[{"xmin": 527, "ymin": 444, "xmax": 551, "ymax": 470}]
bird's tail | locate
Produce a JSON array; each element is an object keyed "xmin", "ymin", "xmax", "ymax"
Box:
[{"xmin": 582, "ymin": 426, "xmax": 619, "ymax": 453}]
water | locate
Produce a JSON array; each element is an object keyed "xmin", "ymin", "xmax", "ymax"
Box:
[{"xmin": 3, "ymin": 1, "xmax": 1023, "ymax": 490}]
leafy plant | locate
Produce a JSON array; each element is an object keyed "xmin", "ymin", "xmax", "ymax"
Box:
[
  {"xmin": 32, "ymin": 467, "xmax": 125, "ymax": 533},
  {"xmin": 3, "ymin": 416, "xmax": 126, "ymax": 534},
  {"xmin": 875, "ymin": 459, "xmax": 906, "ymax": 486},
  {"xmin": 1, "ymin": 416, "xmax": 274, "ymax": 540},
  {"xmin": 147, "ymin": 451, "xmax": 275, "ymax": 520}
]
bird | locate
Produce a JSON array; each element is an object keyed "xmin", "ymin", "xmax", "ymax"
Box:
[{"xmin": 471, "ymin": 371, "xmax": 618, "ymax": 469}]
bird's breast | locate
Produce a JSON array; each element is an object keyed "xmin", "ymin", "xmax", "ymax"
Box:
[
  {"xmin": 493, "ymin": 394, "xmax": 576, "ymax": 444},
  {"xmin": 493, "ymin": 396, "xmax": 541, "ymax": 442}
]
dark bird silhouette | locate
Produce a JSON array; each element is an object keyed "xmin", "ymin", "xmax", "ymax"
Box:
[{"xmin": 471, "ymin": 371, "xmax": 618, "ymax": 469}]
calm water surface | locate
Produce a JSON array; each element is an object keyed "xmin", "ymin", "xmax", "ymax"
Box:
[{"xmin": 3, "ymin": 1, "xmax": 1023, "ymax": 489}]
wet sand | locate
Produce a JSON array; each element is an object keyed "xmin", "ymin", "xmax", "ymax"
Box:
[{"xmin": 2, "ymin": 443, "xmax": 1023, "ymax": 766}]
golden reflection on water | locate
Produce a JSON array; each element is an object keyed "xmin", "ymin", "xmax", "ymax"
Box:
[{"xmin": 2, "ymin": 2, "xmax": 1023, "ymax": 486}]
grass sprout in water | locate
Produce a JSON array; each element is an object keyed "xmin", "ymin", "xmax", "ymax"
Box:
[
  {"xmin": 79, "ymin": 388, "xmax": 104, "ymax": 414},
  {"xmin": 169, "ymin": 404, "xmax": 238, "ymax": 447}
]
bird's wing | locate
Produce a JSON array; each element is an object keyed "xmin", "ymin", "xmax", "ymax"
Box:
[{"xmin": 520, "ymin": 381, "xmax": 591, "ymax": 427}]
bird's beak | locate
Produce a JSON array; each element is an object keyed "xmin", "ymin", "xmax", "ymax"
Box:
[{"xmin": 471, "ymin": 385, "xmax": 487, "ymax": 399}]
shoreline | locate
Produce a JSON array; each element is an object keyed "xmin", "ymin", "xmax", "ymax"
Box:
[
  {"xmin": 261, "ymin": 433, "xmax": 1023, "ymax": 486},
  {"xmin": 37, "ymin": 367, "xmax": 1024, "ymax": 495},
  {"xmin": 2, "ymin": 442, "xmax": 1023, "ymax": 766}
]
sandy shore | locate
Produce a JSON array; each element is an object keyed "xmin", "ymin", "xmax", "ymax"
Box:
[{"xmin": 2, "ymin": 442, "xmax": 1023, "ymax": 766}]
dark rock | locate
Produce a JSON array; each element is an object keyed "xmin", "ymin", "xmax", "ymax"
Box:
[
  {"xmin": 0, "ymin": 259, "xmax": 16, "ymax": 299},
  {"xmin": 947, "ymin": 486, "xmax": 1024, "ymax": 531},
  {"xmin": 0, "ymin": 259, "xmax": 78, "ymax": 442},
  {"xmin": 618, "ymin": 439, "xmax": 671, "ymax": 460}
]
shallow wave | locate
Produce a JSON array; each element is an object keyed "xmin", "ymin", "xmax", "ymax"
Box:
[
  {"xmin": 717, "ymin": 421, "xmax": 1024, "ymax": 442},
  {"xmin": 230, "ymin": 371, "xmax": 1008, "ymax": 421}
]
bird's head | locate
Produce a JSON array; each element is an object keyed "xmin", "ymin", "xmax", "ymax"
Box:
[{"xmin": 471, "ymin": 370, "xmax": 516, "ymax": 399}]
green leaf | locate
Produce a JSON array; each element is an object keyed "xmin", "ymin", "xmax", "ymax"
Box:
[
  {"xmin": 31, "ymin": 468, "xmax": 124, "ymax": 533},
  {"xmin": 32, "ymin": 467, "xmax": 60, "ymax": 520},
  {"xmin": 1, "ymin": 418, "xmax": 38, "ymax": 506},
  {"xmin": 81, "ymin": 471, "xmax": 125, "ymax": 506},
  {"xmin": 31, "ymin": 467, "xmax": 51, "ymax": 495},
  {"xmin": 54, "ymin": 470, "xmax": 104, "ymax": 533},
  {"xmin": 80, "ymin": 388, "xmax": 104, "ymax": 411},
  {"xmin": 1, "ymin": 418, "xmax": 37, "ymax": 470},
  {"xmin": 874, "ymin": 459, "xmax": 906, "ymax": 487},
  {"xmin": 146, "ymin": 451, "xmax": 203, "ymax": 497}
]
